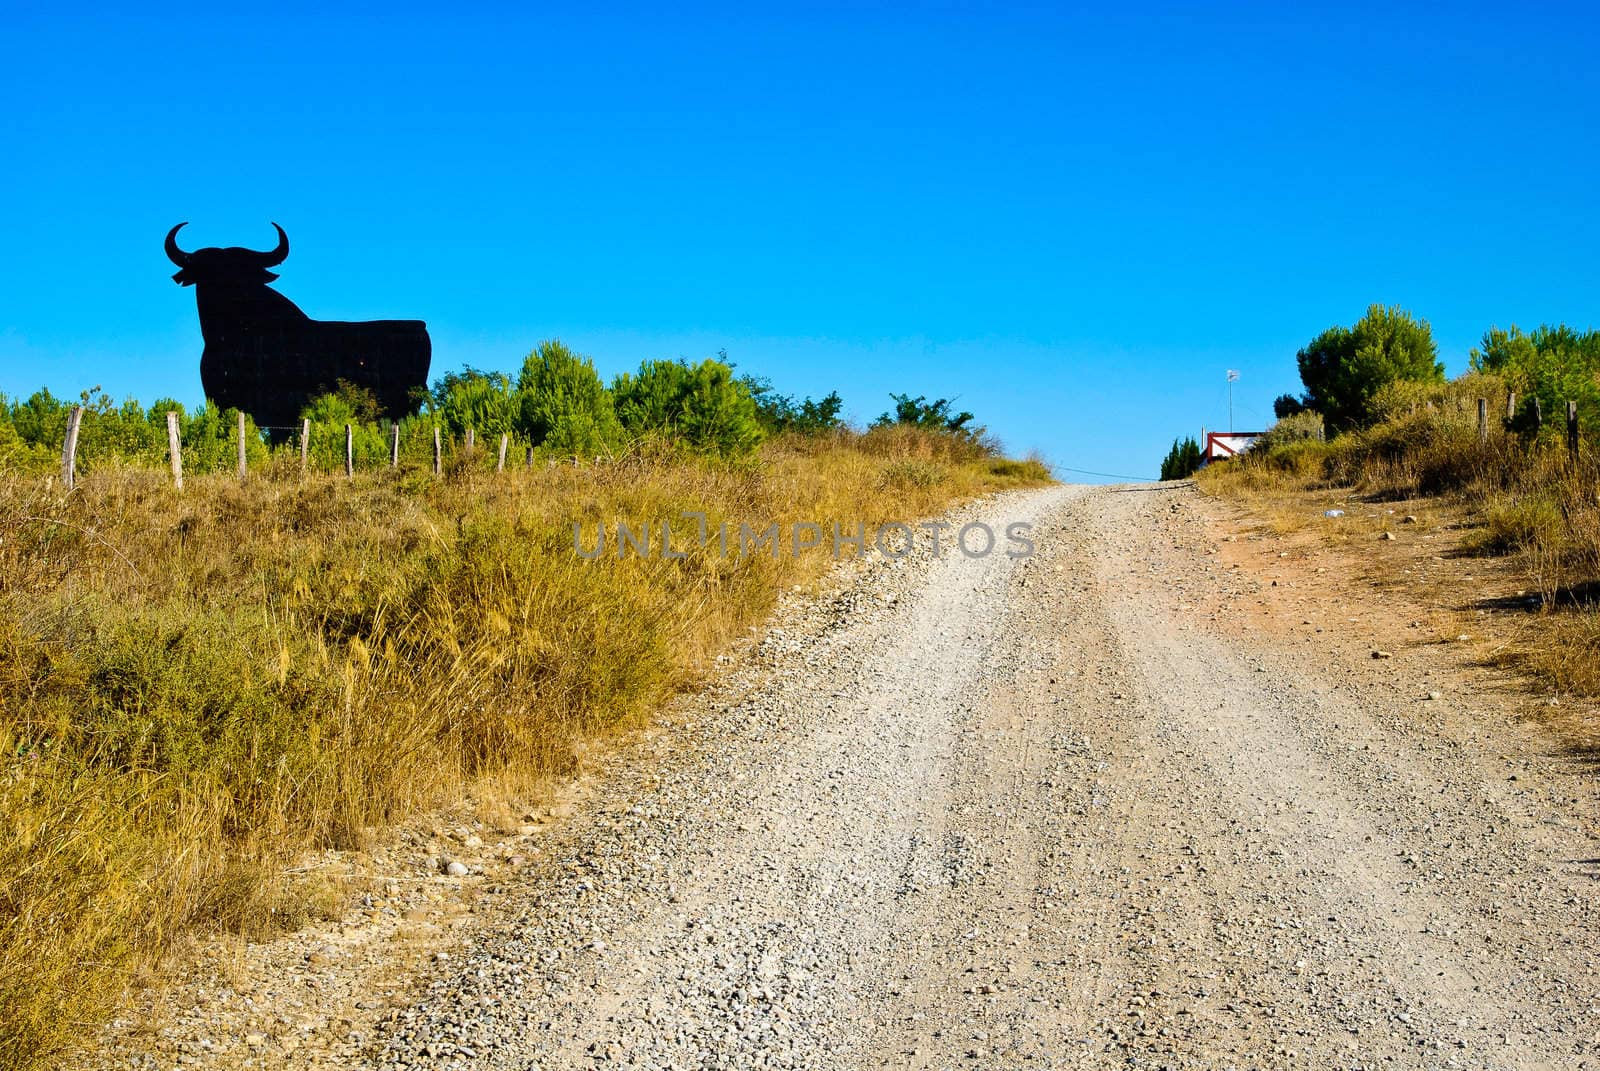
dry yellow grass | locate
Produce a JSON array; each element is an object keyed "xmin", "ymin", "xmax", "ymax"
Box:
[{"xmin": 0, "ymin": 427, "xmax": 1050, "ymax": 1068}]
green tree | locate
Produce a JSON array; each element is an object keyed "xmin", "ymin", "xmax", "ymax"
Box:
[
  {"xmin": 613, "ymin": 357, "xmax": 765, "ymax": 455},
  {"xmin": 80, "ymin": 392, "xmax": 163, "ymax": 465},
  {"xmin": 9, "ymin": 388, "xmax": 69, "ymax": 446},
  {"xmin": 515, "ymin": 340, "xmax": 623, "ymax": 456},
  {"xmin": 1471, "ymin": 324, "xmax": 1600, "ymax": 437},
  {"xmin": 180, "ymin": 401, "xmax": 269, "ymax": 473},
  {"xmin": 613, "ymin": 359, "xmax": 692, "ymax": 434},
  {"xmin": 430, "ymin": 368, "xmax": 518, "ymax": 440},
  {"xmin": 329, "ymin": 380, "xmax": 383, "ymax": 423},
  {"xmin": 1296, "ymin": 304, "xmax": 1443, "ymax": 432},
  {"xmin": 741, "ymin": 375, "xmax": 845, "ymax": 435},
  {"xmin": 0, "ymin": 392, "xmax": 56, "ymax": 470},
  {"xmin": 1273, "ymin": 393, "xmax": 1306, "ymax": 419},
  {"xmin": 1159, "ymin": 436, "xmax": 1202, "ymax": 480},
  {"xmin": 146, "ymin": 398, "xmax": 187, "ymax": 426},
  {"xmin": 677, "ymin": 359, "xmax": 764, "ymax": 455},
  {"xmin": 871, "ymin": 394, "xmax": 976, "ymax": 435}
]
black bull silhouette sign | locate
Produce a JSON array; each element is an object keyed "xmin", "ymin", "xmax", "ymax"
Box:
[{"xmin": 166, "ymin": 223, "xmax": 431, "ymax": 433}]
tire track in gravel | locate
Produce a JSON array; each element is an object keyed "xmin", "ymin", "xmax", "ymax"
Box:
[{"xmin": 366, "ymin": 483, "xmax": 1600, "ymax": 1071}]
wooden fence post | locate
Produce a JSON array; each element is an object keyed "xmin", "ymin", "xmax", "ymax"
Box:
[
  {"xmin": 345, "ymin": 424, "xmax": 354, "ymax": 478},
  {"xmin": 497, "ymin": 433, "xmax": 508, "ymax": 473},
  {"xmin": 465, "ymin": 428, "xmax": 475, "ymax": 451},
  {"xmin": 390, "ymin": 423, "xmax": 400, "ymax": 468},
  {"xmin": 300, "ymin": 418, "xmax": 311, "ymax": 471},
  {"xmin": 1477, "ymin": 398, "xmax": 1488, "ymax": 443},
  {"xmin": 1568, "ymin": 401, "xmax": 1580, "ymax": 463},
  {"xmin": 61, "ymin": 406, "xmax": 83, "ymax": 490},
  {"xmin": 1533, "ymin": 397, "xmax": 1543, "ymax": 430},
  {"xmin": 525, "ymin": 445, "xmax": 534, "ymax": 468},
  {"xmin": 1506, "ymin": 392, "xmax": 1517, "ymax": 422},
  {"xmin": 236, "ymin": 411, "xmax": 247, "ymax": 481},
  {"xmin": 166, "ymin": 411, "xmax": 183, "ymax": 489}
]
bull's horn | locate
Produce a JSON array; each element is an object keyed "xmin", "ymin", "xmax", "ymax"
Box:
[
  {"xmin": 256, "ymin": 222, "xmax": 290, "ymax": 266},
  {"xmin": 164, "ymin": 222, "xmax": 192, "ymax": 266}
]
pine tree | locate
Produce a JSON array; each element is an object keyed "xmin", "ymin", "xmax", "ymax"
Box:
[{"xmin": 1159, "ymin": 436, "xmax": 1202, "ymax": 480}]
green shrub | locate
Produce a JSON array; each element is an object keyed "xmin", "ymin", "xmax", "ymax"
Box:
[
  {"xmin": 1367, "ymin": 371, "xmax": 1510, "ymax": 426},
  {"xmin": 1252, "ymin": 410, "xmax": 1325, "ymax": 452},
  {"xmin": 1264, "ymin": 437, "xmax": 1337, "ymax": 479}
]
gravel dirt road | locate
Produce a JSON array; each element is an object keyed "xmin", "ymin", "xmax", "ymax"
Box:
[{"xmin": 109, "ymin": 483, "xmax": 1600, "ymax": 1069}]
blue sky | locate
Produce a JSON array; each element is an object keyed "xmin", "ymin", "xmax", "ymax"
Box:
[{"xmin": 3, "ymin": 3, "xmax": 1597, "ymax": 480}]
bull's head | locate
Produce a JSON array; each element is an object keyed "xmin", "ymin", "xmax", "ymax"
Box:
[{"xmin": 165, "ymin": 222, "xmax": 290, "ymax": 286}]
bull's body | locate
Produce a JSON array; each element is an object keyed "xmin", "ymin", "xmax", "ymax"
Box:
[{"xmin": 168, "ymin": 223, "xmax": 431, "ymax": 432}]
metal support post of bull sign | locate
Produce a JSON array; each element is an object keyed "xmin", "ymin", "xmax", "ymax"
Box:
[{"xmin": 165, "ymin": 223, "xmax": 431, "ymax": 440}]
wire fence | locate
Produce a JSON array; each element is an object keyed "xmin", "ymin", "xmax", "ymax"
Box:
[
  {"xmin": 51, "ymin": 407, "xmax": 583, "ymax": 491},
  {"xmin": 53, "ymin": 396, "xmax": 1570, "ymax": 491}
]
